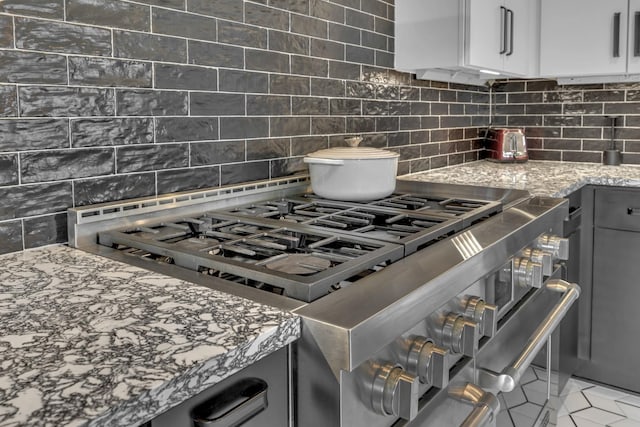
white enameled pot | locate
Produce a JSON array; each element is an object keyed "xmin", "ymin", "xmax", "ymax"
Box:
[{"xmin": 303, "ymin": 146, "xmax": 400, "ymax": 201}]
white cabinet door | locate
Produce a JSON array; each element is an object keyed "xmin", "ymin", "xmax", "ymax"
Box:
[
  {"xmin": 503, "ymin": 0, "xmax": 533, "ymax": 76},
  {"xmin": 628, "ymin": 0, "xmax": 640, "ymax": 73},
  {"xmin": 540, "ymin": 0, "xmax": 628, "ymax": 77}
]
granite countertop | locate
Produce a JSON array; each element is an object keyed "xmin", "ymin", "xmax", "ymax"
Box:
[
  {"xmin": 401, "ymin": 160, "xmax": 640, "ymax": 197},
  {"xmin": 0, "ymin": 245, "xmax": 300, "ymax": 427}
]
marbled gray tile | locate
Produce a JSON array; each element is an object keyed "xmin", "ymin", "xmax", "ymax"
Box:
[
  {"xmin": 271, "ymin": 157, "xmax": 305, "ymax": 178},
  {"xmin": 291, "ymin": 14, "xmax": 327, "ymax": 38},
  {"xmin": 346, "ymin": 9, "xmax": 374, "ymax": 31},
  {"xmin": 0, "ymin": 16, "xmax": 13, "ymax": 48},
  {"xmin": 219, "ymin": 21, "xmax": 267, "ymax": 49},
  {"xmin": 269, "ymin": 31, "xmax": 309, "ymax": 57},
  {"xmin": 219, "ymin": 69, "xmax": 268, "ymax": 93},
  {"xmin": 114, "ymin": 30, "xmax": 187, "ymax": 62},
  {"xmin": 291, "ymin": 56, "xmax": 328, "ymax": 77},
  {"xmin": 311, "ymin": 116, "xmax": 345, "ymax": 134},
  {"xmin": 187, "ymin": 0, "xmax": 242, "ymax": 20},
  {"xmin": 332, "ymin": 0, "xmax": 359, "ymax": 8},
  {"xmin": 347, "ymin": 116, "xmax": 375, "ymax": 133},
  {"xmin": 329, "ymin": 23, "xmax": 360, "ymax": 44},
  {"xmin": 155, "ymin": 117, "xmax": 218, "ymax": 142},
  {"xmin": 246, "ymin": 49, "xmax": 289, "ymax": 73},
  {"xmin": 221, "ymin": 160, "xmax": 270, "ymax": 185},
  {"xmin": 270, "ymin": 117, "xmax": 310, "ymax": 137},
  {"xmin": 292, "ymin": 97, "xmax": 328, "ymax": 115},
  {"xmin": 69, "ymin": 57, "xmax": 152, "ymax": 87},
  {"xmin": 246, "ymin": 95, "xmax": 291, "ymax": 115},
  {"xmin": 329, "ymin": 61, "xmax": 360, "ymax": 80},
  {"xmin": 311, "ymin": 78, "xmax": 345, "ymax": 97},
  {"xmin": 291, "ymin": 135, "xmax": 328, "ymax": 156},
  {"xmin": 0, "ymin": 182, "xmax": 72, "ymax": 220},
  {"xmin": 330, "ymin": 98, "xmax": 361, "ymax": 115},
  {"xmin": 347, "ymin": 45, "xmax": 375, "ymax": 65},
  {"xmin": 0, "ymin": 220, "xmax": 22, "ymax": 254},
  {"xmin": 189, "ymin": 41, "xmax": 244, "ymax": 68},
  {"xmin": 23, "ymin": 213, "xmax": 67, "ymax": 248},
  {"xmin": 117, "ymin": 143, "xmax": 188, "ymax": 172},
  {"xmin": 74, "ymin": 173, "xmax": 155, "ymax": 206},
  {"xmin": 71, "ymin": 118, "xmax": 153, "ymax": 147},
  {"xmin": 21, "ymin": 148, "xmax": 114, "ymax": 183},
  {"xmin": 191, "ymin": 140, "xmax": 245, "ymax": 166},
  {"xmin": 135, "ymin": 0, "xmax": 184, "ymax": 8},
  {"xmin": 152, "ymin": 8, "xmax": 216, "ymax": 42},
  {"xmin": 0, "ymin": 0, "xmax": 63, "ymax": 19},
  {"xmin": 247, "ymin": 137, "xmax": 290, "ymax": 160},
  {"xmin": 0, "ymin": 51, "xmax": 67, "ymax": 84},
  {"xmin": 375, "ymin": 17, "xmax": 393, "ymax": 36},
  {"xmin": 116, "ymin": 89, "xmax": 187, "ymax": 116},
  {"xmin": 246, "ymin": 3, "xmax": 289, "ymax": 30},
  {"xmin": 0, "ymin": 154, "xmax": 18, "ymax": 185},
  {"xmin": 0, "ymin": 119, "xmax": 69, "ymax": 152},
  {"xmin": 154, "ymin": 64, "xmax": 217, "ymax": 91},
  {"xmin": 347, "ymin": 81, "xmax": 376, "ymax": 98},
  {"xmin": 362, "ymin": 30, "xmax": 387, "ymax": 50},
  {"xmin": 67, "ymin": 0, "xmax": 150, "ymax": 31},
  {"xmin": 362, "ymin": 0, "xmax": 388, "ymax": 18},
  {"xmin": 190, "ymin": 92, "xmax": 245, "ymax": 116},
  {"xmin": 19, "ymin": 86, "xmax": 115, "ymax": 117},
  {"xmin": 269, "ymin": 0, "xmax": 309, "ymax": 14},
  {"xmin": 157, "ymin": 166, "xmax": 220, "ymax": 194},
  {"xmin": 270, "ymin": 75, "xmax": 310, "ymax": 95},
  {"xmin": 310, "ymin": 39, "xmax": 345, "ymax": 60},
  {"xmin": 15, "ymin": 17, "xmax": 111, "ymax": 56},
  {"xmin": 310, "ymin": 0, "xmax": 344, "ymax": 23},
  {"xmin": 220, "ymin": 117, "xmax": 269, "ymax": 139},
  {"xmin": 363, "ymin": 99, "xmax": 388, "ymax": 115}
]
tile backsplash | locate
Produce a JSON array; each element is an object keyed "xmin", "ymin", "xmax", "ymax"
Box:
[{"xmin": 0, "ymin": 0, "xmax": 489, "ymax": 254}]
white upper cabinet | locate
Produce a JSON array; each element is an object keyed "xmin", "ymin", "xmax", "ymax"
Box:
[
  {"xmin": 395, "ymin": 0, "xmax": 539, "ymax": 86},
  {"xmin": 540, "ymin": 0, "xmax": 640, "ymax": 82}
]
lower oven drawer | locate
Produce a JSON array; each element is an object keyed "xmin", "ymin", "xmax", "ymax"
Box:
[{"xmin": 150, "ymin": 346, "xmax": 289, "ymax": 427}]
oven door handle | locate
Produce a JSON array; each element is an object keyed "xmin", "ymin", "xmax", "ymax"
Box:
[
  {"xmin": 449, "ymin": 383, "xmax": 500, "ymax": 427},
  {"xmin": 477, "ymin": 279, "xmax": 581, "ymax": 393}
]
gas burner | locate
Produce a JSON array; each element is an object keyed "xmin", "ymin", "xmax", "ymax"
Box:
[{"xmin": 264, "ymin": 254, "xmax": 332, "ymax": 275}]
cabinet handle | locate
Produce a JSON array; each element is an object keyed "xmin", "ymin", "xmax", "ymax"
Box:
[
  {"xmin": 613, "ymin": 12, "xmax": 621, "ymax": 58},
  {"xmin": 500, "ymin": 6, "xmax": 507, "ymax": 54},
  {"xmin": 635, "ymin": 12, "xmax": 640, "ymax": 57},
  {"xmin": 506, "ymin": 8, "xmax": 514, "ymax": 56},
  {"xmin": 627, "ymin": 207, "xmax": 640, "ymax": 215}
]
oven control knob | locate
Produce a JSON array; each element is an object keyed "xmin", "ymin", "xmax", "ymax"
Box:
[
  {"xmin": 371, "ymin": 364, "xmax": 419, "ymax": 421},
  {"xmin": 441, "ymin": 313, "xmax": 479, "ymax": 357},
  {"xmin": 535, "ymin": 234, "xmax": 569, "ymax": 261},
  {"xmin": 514, "ymin": 257, "xmax": 543, "ymax": 289},
  {"xmin": 405, "ymin": 336, "xmax": 449, "ymax": 389},
  {"xmin": 521, "ymin": 248, "xmax": 553, "ymax": 276},
  {"xmin": 464, "ymin": 297, "xmax": 498, "ymax": 337}
]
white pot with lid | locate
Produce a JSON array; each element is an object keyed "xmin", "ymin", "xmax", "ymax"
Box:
[{"xmin": 303, "ymin": 137, "xmax": 400, "ymax": 201}]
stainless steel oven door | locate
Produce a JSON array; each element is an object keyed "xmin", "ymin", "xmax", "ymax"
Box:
[{"xmin": 406, "ymin": 279, "xmax": 580, "ymax": 427}]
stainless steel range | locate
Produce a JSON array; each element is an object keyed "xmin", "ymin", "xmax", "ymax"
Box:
[{"xmin": 68, "ymin": 175, "xmax": 580, "ymax": 427}]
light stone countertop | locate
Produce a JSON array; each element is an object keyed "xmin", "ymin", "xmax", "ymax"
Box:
[
  {"xmin": 400, "ymin": 160, "xmax": 640, "ymax": 197},
  {"xmin": 0, "ymin": 245, "xmax": 300, "ymax": 427}
]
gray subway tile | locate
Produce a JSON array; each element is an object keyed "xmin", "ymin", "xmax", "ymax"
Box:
[
  {"xmin": 191, "ymin": 140, "xmax": 245, "ymax": 166},
  {"xmin": 219, "ymin": 21, "xmax": 267, "ymax": 49},
  {"xmin": 329, "ymin": 61, "xmax": 360, "ymax": 80},
  {"xmin": 375, "ymin": 51, "xmax": 393, "ymax": 68},
  {"xmin": 246, "ymin": 49, "xmax": 289, "ymax": 73},
  {"xmin": 117, "ymin": 143, "xmax": 188, "ymax": 173},
  {"xmin": 221, "ymin": 161, "xmax": 269, "ymax": 185},
  {"xmin": 154, "ymin": 64, "xmax": 217, "ymax": 91},
  {"xmin": 15, "ymin": 17, "xmax": 111, "ymax": 56},
  {"xmin": 362, "ymin": 0, "xmax": 388, "ymax": 18},
  {"xmin": 0, "ymin": 51, "xmax": 67, "ymax": 84},
  {"xmin": 19, "ymin": 86, "xmax": 115, "ymax": 117},
  {"xmin": 329, "ymin": 23, "xmax": 360, "ymax": 44},
  {"xmin": 311, "ymin": 116, "xmax": 345, "ymax": 134},
  {"xmin": 0, "ymin": 182, "xmax": 72, "ymax": 220},
  {"xmin": 292, "ymin": 56, "xmax": 328, "ymax": 77},
  {"xmin": 291, "ymin": 135, "xmax": 328, "ymax": 156},
  {"xmin": 271, "ymin": 157, "xmax": 305, "ymax": 178},
  {"xmin": 0, "ymin": 0, "xmax": 63, "ymax": 19},
  {"xmin": 311, "ymin": 78, "xmax": 345, "ymax": 97},
  {"xmin": 346, "ymin": 9, "xmax": 374, "ymax": 31},
  {"xmin": 157, "ymin": 166, "xmax": 220, "ymax": 194},
  {"xmin": 270, "ymin": 117, "xmax": 310, "ymax": 137},
  {"xmin": 291, "ymin": 14, "xmax": 327, "ymax": 38},
  {"xmin": 292, "ymin": 97, "xmax": 328, "ymax": 115},
  {"xmin": 74, "ymin": 173, "xmax": 155, "ymax": 206},
  {"xmin": 155, "ymin": 117, "xmax": 218, "ymax": 142},
  {"xmin": 310, "ymin": 39, "xmax": 344, "ymax": 60},
  {"xmin": 247, "ymin": 138, "xmax": 290, "ymax": 160},
  {"xmin": 0, "ymin": 220, "xmax": 22, "ymax": 254},
  {"xmin": 67, "ymin": 0, "xmax": 149, "ymax": 31},
  {"xmin": 310, "ymin": 0, "xmax": 344, "ymax": 23},
  {"xmin": 347, "ymin": 81, "xmax": 376, "ymax": 98},
  {"xmin": 69, "ymin": 57, "xmax": 152, "ymax": 87},
  {"xmin": 347, "ymin": 117, "xmax": 375, "ymax": 133},
  {"xmin": 269, "ymin": 31, "xmax": 309, "ymax": 55},
  {"xmin": 189, "ymin": 41, "xmax": 244, "ymax": 68},
  {"xmin": 332, "ymin": 0, "xmax": 359, "ymax": 8},
  {"xmin": 116, "ymin": 89, "xmax": 187, "ymax": 116},
  {"xmin": 247, "ymin": 95, "xmax": 291, "ymax": 116},
  {"xmin": 246, "ymin": 3, "xmax": 289, "ymax": 30},
  {"xmin": 24, "ymin": 213, "xmax": 67, "ymax": 249},
  {"xmin": 71, "ymin": 118, "xmax": 153, "ymax": 147},
  {"xmin": 0, "ymin": 119, "xmax": 69, "ymax": 152},
  {"xmin": 330, "ymin": 98, "xmax": 361, "ymax": 115},
  {"xmin": 219, "ymin": 69, "xmax": 268, "ymax": 93},
  {"xmin": 21, "ymin": 148, "xmax": 114, "ymax": 183},
  {"xmin": 375, "ymin": 17, "xmax": 394, "ymax": 36},
  {"xmin": 268, "ymin": 0, "xmax": 309, "ymax": 14},
  {"xmin": 363, "ymin": 99, "xmax": 388, "ymax": 115},
  {"xmin": 114, "ymin": 30, "xmax": 186, "ymax": 62},
  {"xmin": 0, "ymin": 16, "xmax": 13, "ymax": 48},
  {"xmin": 347, "ymin": 45, "xmax": 375, "ymax": 65},
  {"xmin": 190, "ymin": 92, "xmax": 245, "ymax": 116},
  {"xmin": 270, "ymin": 75, "xmax": 310, "ymax": 95},
  {"xmin": 220, "ymin": 117, "xmax": 269, "ymax": 139},
  {"xmin": 187, "ymin": 0, "xmax": 242, "ymax": 20},
  {"xmin": 134, "ymin": 0, "xmax": 184, "ymax": 8},
  {"xmin": 362, "ymin": 30, "xmax": 387, "ymax": 50},
  {"xmin": 0, "ymin": 154, "xmax": 18, "ymax": 185},
  {"xmin": 152, "ymin": 8, "xmax": 216, "ymax": 42}
]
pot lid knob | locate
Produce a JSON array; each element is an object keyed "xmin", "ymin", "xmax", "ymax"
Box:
[{"xmin": 345, "ymin": 136, "xmax": 363, "ymax": 147}]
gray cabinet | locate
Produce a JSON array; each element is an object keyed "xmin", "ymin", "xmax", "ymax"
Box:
[{"xmin": 577, "ymin": 187, "xmax": 640, "ymax": 393}]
